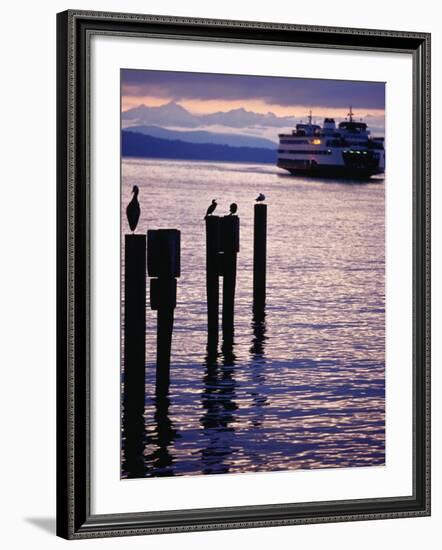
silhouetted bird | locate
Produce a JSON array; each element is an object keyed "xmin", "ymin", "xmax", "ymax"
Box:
[
  {"xmin": 126, "ymin": 185, "xmax": 140, "ymax": 233},
  {"xmin": 256, "ymin": 193, "xmax": 266, "ymax": 202},
  {"xmin": 204, "ymin": 199, "xmax": 217, "ymax": 219},
  {"xmin": 229, "ymin": 203, "xmax": 238, "ymax": 215}
]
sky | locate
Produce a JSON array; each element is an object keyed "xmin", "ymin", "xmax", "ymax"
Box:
[{"xmin": 121, "ymin": 69, "xmax": 385, "ymax": 139}]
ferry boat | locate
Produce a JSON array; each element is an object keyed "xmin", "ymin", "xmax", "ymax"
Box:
[{"xmin": 277, "ymin": 107, "xmax": 385, "ymax": 179}]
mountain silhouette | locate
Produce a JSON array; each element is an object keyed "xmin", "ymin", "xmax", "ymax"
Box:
[{"xmin": 122, "ymin": 101, "xmax": 297, "ymax": 129}]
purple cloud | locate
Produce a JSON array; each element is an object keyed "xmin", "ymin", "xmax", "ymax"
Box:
[{"xmin": 122, "ymin": 69, "xmax": 385, "ymax": 110}]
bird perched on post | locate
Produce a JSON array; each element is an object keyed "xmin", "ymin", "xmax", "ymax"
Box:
[
  {"xmin": 126, "ymin": 185, "xmax": 140, "ymax": 233},
  {"xmin": 204, "ymin": 199, "xmax": 217, "ymax": 219},
  {"xmin": 255, "ymin": 193, "xmax": 266, "ymax": 202},
  {"xmin": 228, "ymin": 203, "xmax": 238, "ymax": 215}
]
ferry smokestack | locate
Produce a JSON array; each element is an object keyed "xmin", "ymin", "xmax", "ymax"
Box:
[{"xmin": 323, "ymin": 118, "xmax": 336, "ymax": 135}]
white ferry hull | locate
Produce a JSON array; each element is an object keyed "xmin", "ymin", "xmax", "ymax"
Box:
[{"xmin": 277, "ymin": 157, "xmax": 383, "ymax": 179}]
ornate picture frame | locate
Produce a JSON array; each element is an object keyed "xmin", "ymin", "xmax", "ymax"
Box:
[{"xmin": 56, "ymin": 10, "xmax": 430, "ymax": 539}]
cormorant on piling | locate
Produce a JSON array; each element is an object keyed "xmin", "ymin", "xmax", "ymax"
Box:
[
  {"xmin": 204, "ymin": 199, "xmax": 217, "ymax": 219},
  {"xmin": 126, "ymin": 185, "xmax": 140, "ymax": 233},
  {"xmin": 256, "ymin": 193, "xmax": 266, "ymax": 202},
  {"xmin": 228, "ymin": 203, "xmax": 238, "ymax": 215}
]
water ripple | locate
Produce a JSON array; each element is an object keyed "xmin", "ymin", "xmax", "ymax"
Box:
[{"xmin": 121, "ymin": 159, "xmax": 385, "ymax": 478}]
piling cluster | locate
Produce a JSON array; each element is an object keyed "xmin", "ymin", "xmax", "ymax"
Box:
[
  {"xmin": 205, "ymin": 214, "xmax": 240, "ymax": 350},
  {"xmin": 123, "ymin": 198, "xmax": 268, "ymax": 448}
]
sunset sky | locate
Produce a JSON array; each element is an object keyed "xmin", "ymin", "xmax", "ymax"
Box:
[{"xmin": 121, "ymin": 69, "xmax": 385, "ymax": 139}]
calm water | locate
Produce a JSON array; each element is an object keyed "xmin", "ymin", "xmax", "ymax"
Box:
[{"xmin": 121, "ymin": 158, "xmax": 385, "ymax": 478}]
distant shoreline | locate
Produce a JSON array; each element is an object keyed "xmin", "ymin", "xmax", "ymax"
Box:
[
  {"xmin": 122, "ymin": 130, "xmax": 277, "ymax": 165},
  {"xmin": 121, "ymin": 155, "xmax": 276, "ymax": 167}
]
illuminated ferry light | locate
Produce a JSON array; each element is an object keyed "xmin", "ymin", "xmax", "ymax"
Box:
[{"xmin": 312, "ymin": 139, "xmax": 321, "ymax": 145}]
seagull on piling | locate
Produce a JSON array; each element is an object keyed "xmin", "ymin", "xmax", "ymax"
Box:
[
  {"xmin": 255, "ymin": 193, "xmax": 266, "ymax": 202},
  {"xmin": 204, "ymin": 199, "xmax": 217, "ymax": 219},
  {"xmin": 126, "ymin": 185, "xmax": 140, "ymax": 233},
  {"xmin": 228, "ymin": 203, "xmax": 238, "ymax": 215}
]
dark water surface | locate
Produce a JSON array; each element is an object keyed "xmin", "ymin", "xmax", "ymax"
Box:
[{"xmin": 121, "ymin": 158, "xmax": 385, "ymax": 478}]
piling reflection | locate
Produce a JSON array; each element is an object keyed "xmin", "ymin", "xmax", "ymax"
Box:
[
  {"xmin": 144, "ymin": 392, "xmax": 177, "ymax": 477},
  {"xmin": 250, "ymin": 311, "xmax": 267, "ymax": 360},
  {"xmin": 122, "ymin": 395, "xmax": 146, "ymax": 478},
  {"xmin": 249, "ymin": 312, "xmax": 269, "ymax": 426},
  {"xmin": 200, "ymin": 342, "xmax": 238, "ymax": 474}
]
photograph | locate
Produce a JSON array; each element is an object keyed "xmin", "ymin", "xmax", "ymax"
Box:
[{"xmin": 120, "ymin": 69, "xmax": 386, "ymax": 480}]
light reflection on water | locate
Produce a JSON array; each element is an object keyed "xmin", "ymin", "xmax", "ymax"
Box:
[{"xmin": 121, "ymin": 158, "xmax": 385, "ymax": 478}]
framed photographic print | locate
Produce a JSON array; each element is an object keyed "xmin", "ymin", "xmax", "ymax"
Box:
[{"xmin": 56, "ymin": 10, "xmax": 431, "ymax": 539}]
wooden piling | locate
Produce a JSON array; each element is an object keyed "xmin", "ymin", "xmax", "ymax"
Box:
[
  {"xmin": 123, "ymin": 234, "xmax": 147, "ymax": 477},
  {"xmin": 205, "ymin": 216, "xmax": 221, "ymax": 348},
  {"xmin": 253, "ymin": 203, "xmax": 267, "ymax": 316},
  {"xmin": 221, "ymin": 216, "xmax": 240, "ymax": 344},
  {"xmin": 148, "ymin": 229, "xmax": 180, "ymax": 396},
  {"xmin": 123, "ymin": 234, "xmax": 146, "ymax": 413},
  {"xmin": 123, "ymin": 399, "xmax": 145, "ymax": 478}
]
